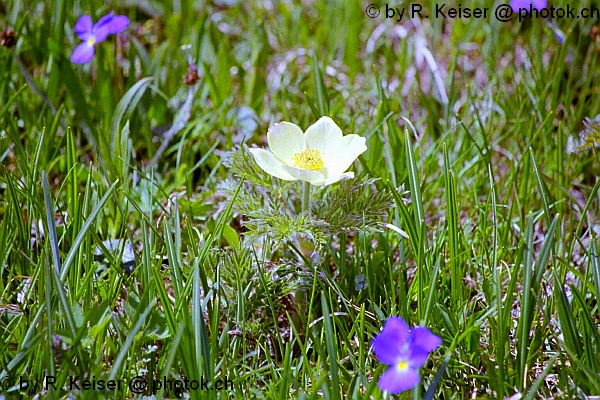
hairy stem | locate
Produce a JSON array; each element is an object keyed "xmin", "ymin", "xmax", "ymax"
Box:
[{"xmin": 302, "ymin": 181, "xmax": 311, "ymax": 215}]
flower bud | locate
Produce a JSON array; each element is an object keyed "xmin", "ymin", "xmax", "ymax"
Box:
[
  {"xmin": 184, "ymin": 63, "xmax": 200, "ymax": 86},
  {"xmin": 0, "ymin": 27, "xmax": 16, "ymax": 48}
]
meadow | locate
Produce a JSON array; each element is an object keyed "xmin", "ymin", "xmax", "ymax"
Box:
[{"xmin": 1, "ymin": 0, "xmax": 600, "ymax": 398}]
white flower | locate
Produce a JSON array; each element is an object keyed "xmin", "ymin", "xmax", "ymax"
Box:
[{"xmin": 249, "ymin": 117, "xmax": 367, "ymax": 186}]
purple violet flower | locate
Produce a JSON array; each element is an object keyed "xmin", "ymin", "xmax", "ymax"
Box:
[
  {"xmin": 509, "ymin": 0, "xmax": 548, "ymax": 12},
  {"xmin": 70, "ymin": 11, "xmax": 130, "ymax": 64},
  {"xmin": 372, "ymin": 316, "xmax": 442, "ymax": 394}
]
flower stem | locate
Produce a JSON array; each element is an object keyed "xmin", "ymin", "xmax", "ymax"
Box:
[{"xmin": 302, "ymin": 181, "xmax": 311, "ymax": 215}]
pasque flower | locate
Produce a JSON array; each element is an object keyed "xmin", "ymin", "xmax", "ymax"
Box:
[
  {"xmin": 372, "ymin": 316, "xmax": 442, "ymax": 394},
  {"xmin": 71, "ymin": 12, "xmax": 130, "ymax": 64},
  {"xmin": 249, "ymin": 116, "xmax": 366, "ymax": 186}
]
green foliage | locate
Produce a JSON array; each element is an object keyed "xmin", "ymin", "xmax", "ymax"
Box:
[
  {"xmin": 569, "ymin": 114, "xmax": 600, "ymax": 152},
  {"xmin": 1, "ymin": 0, "xmax": 600, "ymax": 398},
  {"xmin": 245, "ymin": 208, "xmax": 330, "ymax": 247},
  {"xmin": 313, "ymin": 177, "xmax": 395, "ymax": 234},
  {"xmin": 221, "ymin": 144, "xmax": 276, "ymax": 189},
  {"xmin": 221, "ymin": 145, "xmax": 394, "ymax": 249},
  {"xmin": 216, "ymin": 246, "xmax": 313, "ymax": 340}
]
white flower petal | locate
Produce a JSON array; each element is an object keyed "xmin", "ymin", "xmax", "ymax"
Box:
[
  {"xmin": 281, "ymin": 164, "xmax": 325, "ymax": 184},
  {"xmin": 304, "ymin": 117, "xmax": 344, "ymax": 162},
  {"xmin": 324, "ymin": 134, "xmax": 367, "ymax": 176},
  {"xmin": 319, "ymin": 171, "xmax": 354, "ymax": 186},
  {"xmin": 267, "ymin": 122, "xmax": 306, "ymax": 164},
  {"xmin": 249, "ymin": 148, "xmax": 297, "ymax": 180}
]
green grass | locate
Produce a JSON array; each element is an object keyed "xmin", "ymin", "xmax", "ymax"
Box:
[{"xmin": 1, "ymin": 0, "xmax": 600, "ymax": 398}]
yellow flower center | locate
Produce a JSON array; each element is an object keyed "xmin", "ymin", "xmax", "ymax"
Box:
[
  {"xmin": 292, "ymin": 149, "xmax": 324, "ymax": 171},
  {"xmin": 397, "ymin": 360, "xmax": 409, "ymax": 371},
  {"xmin": 87, "ymin": 37, "xmax": 96, "ymax": 46}
]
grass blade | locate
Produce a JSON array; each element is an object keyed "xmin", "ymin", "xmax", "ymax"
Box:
[
  {"xmin": 320, "ymin": 292, "xmax": 340, "ymax": 400},
  {"xmin": 404, "ymin": 129, "xmax": 425, "ymax": 231}
]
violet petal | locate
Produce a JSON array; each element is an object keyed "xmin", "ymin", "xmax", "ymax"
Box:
[
  {"xmin": 105, "ymin": 16, "xmax": 130, "ymax": 34},
  {"xmin": 377, "ymin": 364, "xmax": 420, "ymax": 394},
  {"xmin": 74, "ymin": 15, "xmax": 93, "ymax": 40},
  {"xmin": 93, "ymin": 12, "xmax": 129, "ymax": 42},
  {"xmin": 70, "ymin": 42, "xmax": 95, "ymax": 63},
  {"xmin": 510, "ymin": 0, "xmax": 548, "ymax": 12},
  {"xmin": 407, "ymin": 345, "xmax": 432, "ymax": 368},
  {"xmin": 411, "ymin": 326, "xmax": 442, "ymax": 352},
  {"xmin": 94, "ymin": 11, "xmax": 115, "ymax": 30},
  {"xmin": 372, "ymin": 317, "xmax": 410, "ymax": 365}
]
